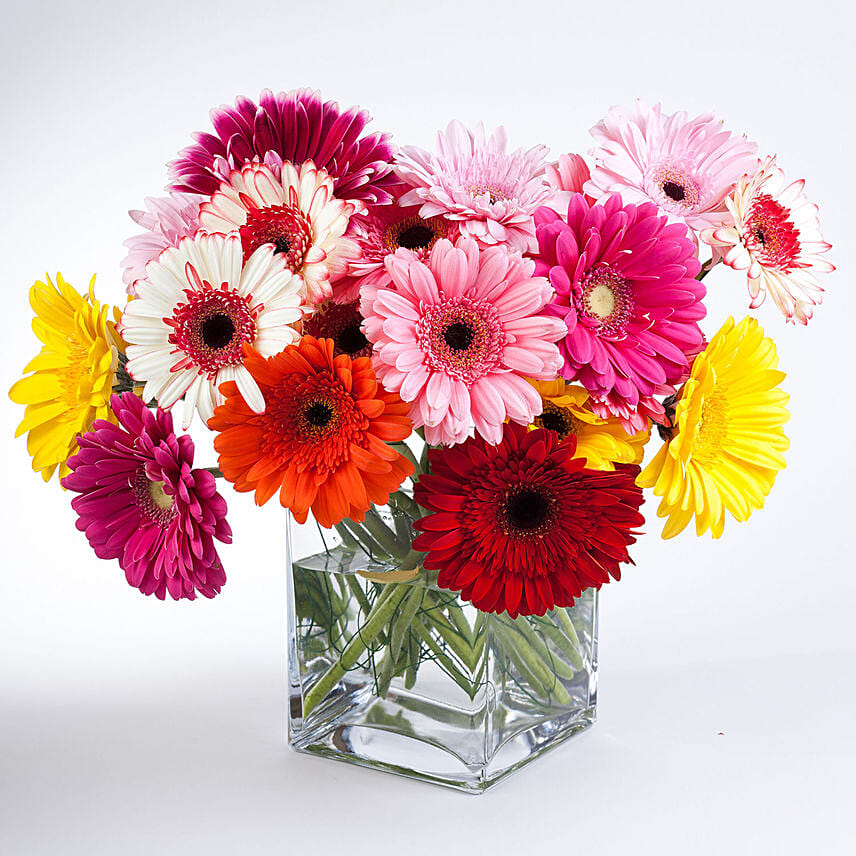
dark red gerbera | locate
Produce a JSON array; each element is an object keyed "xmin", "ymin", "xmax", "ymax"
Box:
[{"xmin": 412, "ymin": 422, "xmax": 645, "ymax": 617}]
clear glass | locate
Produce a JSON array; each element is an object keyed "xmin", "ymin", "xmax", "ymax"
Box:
[{"xmin": 286, "ymin": 505, "xmax": 598, "ymax": 793}]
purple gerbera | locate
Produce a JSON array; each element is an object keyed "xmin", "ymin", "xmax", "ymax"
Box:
[
  {"xmin": 62, "ymin": 392, "xmax": 232, "ymax": 600},
  {"xmin": 168, "ymin": 88, "xmax": 397, "ymax": 207},
  {"xmin": 533, "ymin": 194, "xmax": 706, "ymax": 432}
]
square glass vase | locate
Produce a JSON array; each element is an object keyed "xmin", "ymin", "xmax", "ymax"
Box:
[{"xmin": 286, "ymin": 504, "xmax": 598, "ymax": 793}]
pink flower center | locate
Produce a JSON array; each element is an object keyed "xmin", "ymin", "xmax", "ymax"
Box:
[
  {"xmin": 577, "ymin": 264, "xmax": 635, "ymax": 337},
  {"xmin": 745, "ymin": 193, "xmax": 801, "ymax": 272},
  {"xmin": 167, "ymin": 275, "xmax": 258, "ymax": 377},
  {"xmin": 132, "ymin": 467, "xmax": 177, "ymax": 527},
  {"xmin": 417, "ymin": 298, "xmax": 505, "ymax": 383},
  {"xmin": 239, "ymin": 204, "xmax": 312, "ymax": 270},
  {"xmin": 647, "ymin": 161, "xmax": 701, "ymax": 212}
]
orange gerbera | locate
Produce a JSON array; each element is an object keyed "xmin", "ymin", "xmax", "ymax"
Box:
[{"xmin": 209, "ymin": 336, "xmax": 414, "ymax": 527}]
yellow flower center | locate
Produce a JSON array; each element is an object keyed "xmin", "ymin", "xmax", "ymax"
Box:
[
  {"xmin": 148, "ymin": 479, "xmax": 175, "ymax": 511},
  {"xmin": 535, "ymin": 402, "xmax": 579, "ymax": 440},
  {"xmin": 693, "ymin": 390, "xmax": 728, "ymax": 465},
  {"xmin": 586, "ymin": 284, "xmax": 616, "ymax": 320},
  {"xmin": 58, "ymin": 337, "xmax": 91, "ymax": 407}
]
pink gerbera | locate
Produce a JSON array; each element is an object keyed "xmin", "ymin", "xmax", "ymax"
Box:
[
  {"xmin": 585, "ymin": 101, "xmax": 758, "ymax": 235},
  {"xmin": 333, "ymin": 181, "xmax": 458, "ymax": 303},
  {"xmin": 361, "ymin": 236, "xmax": 566, "ymax": 446},
  {"xmin": 534, "ymin": 194, "xmax": 706, "ymax": 432},
  {"xmin": 168, "ymin": 88, "xmax": 397, "ymax": 207},
  {"xmin": 702, "ymin": 157, "xmax": 834, "ymax": 324},
  {"xmin": 394, "ymin": 122, "xmax": 550, "ymax": 253},
  {"xmin": 543, "ymin": 153, "xmax": 593, "ymax": 214},
  {"xmin": 62, "ymin": 392, "xmax": 232, "ymax": 601},
  {"xmin": 121, "ymin": 192, "xmax": 203, "ymax": 294}
]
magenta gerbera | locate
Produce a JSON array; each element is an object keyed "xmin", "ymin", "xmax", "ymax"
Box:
[
  {"xmin": 585, "ymin": 101, "xmax": 758, "ymax": 236},
  {"xmin": 361, "ymin": 236, "xmax": 566, "ymax": 446},
  {"xmin": 394, "ymin": 122, "xmax": 550, "ymax": 253},
  {"xmin": 62, "ymin": 392, "xmax": 232, "ymax": 601},
  {"xmin": 533, "ymin": 194, "xmax": 706, "ymax": 432},
  {"xmin": 167, "ymin": 88, "xmax": 397, "ymax": 207},
  {"xmin": 121, "ymin": 192, "xmax": 203, "ymax": 293}
]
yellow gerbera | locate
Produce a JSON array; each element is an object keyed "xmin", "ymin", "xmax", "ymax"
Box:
[
  {"xmin": 9, "ymin": 274, "xmax": 120, "ymax": 483},
  {"xmin": 528, "ymin": 379, "xmax": 649, "ymax": 470},
  {"xmin": 637, "ymin": 316, "xmax": 789, "ymax": 539}
]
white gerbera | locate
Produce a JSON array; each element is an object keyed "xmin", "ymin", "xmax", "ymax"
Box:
[
  {"xmin": 199, "ymin": 160, "xmax": 363, "ymax": 305},
  {"xmin": 702, "ymin": 157, "xmax": 834, "ymax": 325},
  {"xmin": 120, "ymin": 233, "xmax": 304, "ymax": 427}
]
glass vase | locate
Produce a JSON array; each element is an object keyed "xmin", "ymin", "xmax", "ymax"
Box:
[{"xmin": 286, "ymin": 500, "xmax": 598, "ymax": 793}]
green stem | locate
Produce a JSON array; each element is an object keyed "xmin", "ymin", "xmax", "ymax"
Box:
[
  {"xmin": 363, "ymin": 509, "xmax": 408, "ymax": 558},
  {"xmin": 344, "ymin": 573, "xmax": 372, "ymax": 616},
  {"xmin": 302, "ymin": 583, "xmax": 405, "ymax": 715},
  {"xmin": 411, "ymin": 616, "xmax": 477, "ymax": 699}
]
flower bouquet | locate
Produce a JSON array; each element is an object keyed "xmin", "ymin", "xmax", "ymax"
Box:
[{"xmin": 10, "ymin": 91, "xmax": 832, "ymax": 791}]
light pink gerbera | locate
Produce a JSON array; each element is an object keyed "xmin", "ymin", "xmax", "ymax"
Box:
[
  {"xmin": 199, "ymin": 160, "xmax": 363, "ymax": 306},
  {"xmin": 534, "ymin": 194, "xmax": 706, "ymax": 432},
  {"xmin": 361, "ymin": 237, "xmax": 566, "ymax": 446},
  {"xmin": 585, "ymin": 101, "xmax": 758, "ymax": 235},
  {"xmin": 121, "ymin": 193, "xmax": 203, "ymax": 293},
  {"xmin": 702, "ymin": 157, "xmax": 834, "ymax": 325},
  {"xmin": 394, "ymin": 122, "xmax": 550, "ymax": 254},
  {"xmin": 543, "ymin": 153, "xmax": 592, "ymax": 214},
  {"xmin": 332, "ymin": 181, "xmax": 458, "ymax": 303}
]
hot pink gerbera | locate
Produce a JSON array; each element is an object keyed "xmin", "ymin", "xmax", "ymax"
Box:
[
  {"xmin": 585, "ymin": 101, "xmax": 758, "ymax": 235},
  {"xmin": 332, "ymin": 181, "xmax": 458, "ymax": 303},
  {"xmin": 361, "ymin": 236, "xmax": 566, "ymax": 446},
  {"xmin": 62, "ymin": 392, "xmax": 232, "ymax": 601},
  {"xmin": 121, "ymin": 192, "xmax": 203, "ymax": 293},
  {"xmin": 534, "ymin": 194, "xmax": 706, "ymax": 432},
  {"xmin": 394, "ymin": 122, "xmax": 550, "ymax": 253},
  {"xmin": 168, "ymin": 88, "xmax": 397, "ymax": 207},
  {"xmin": 702, "ymin": 157, "xmax": 834, "ymax": 324}
]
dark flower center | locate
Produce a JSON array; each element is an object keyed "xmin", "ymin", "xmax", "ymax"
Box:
[
  {"xmin": 443, "ymin": 321, "xmax": 475, "ymax": 351},
  {"xmin": 753, "ymin": 227, "xmax": 766, "ymax": 245},
  {"xmin": 304, "ymin": 401, "xmax": 334, "ymax": 428},
  {"xmin": 505, "ymin": 487, "xmax": 551, "ymax": 533},
  {"xmin": 202, "ymin": 314, "xmax": 237, "ymax": 350},
  {"xmin": 337, "ymin": 321, "xmax": 370, "ymax": 356},
  {"xmin": 536, "ymin": 403, "xmax": 573, "ymax": 439},
  {"xmin": 274, "ymin": 235, "xmax": 292, "ymax": 255},
  {"xmin": 662, "ymin": 180, "xmax": 686, "ymax": 202},
  {"xmin": 397, "ymin": 224, "xmax": 435, "ymax": 250}
]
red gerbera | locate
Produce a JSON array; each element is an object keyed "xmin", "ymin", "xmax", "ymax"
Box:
[
  {"xmin": 209, "ymin": 336, "xmax": 414, "ymax": 528},
  {"xmin": 412, "ymin": 422, "xmax": 645, "ymax": 617}
]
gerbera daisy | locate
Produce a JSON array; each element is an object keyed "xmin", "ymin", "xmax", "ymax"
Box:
[
  {"xmin": 361, "ymin": 236, "xmax": 566, "ymax": 446},
  {"xmin": 119, "ymin": 233, "xmax": 304, "ymax": 428},
  {"xmin": 121, "ymin": 192, "xmax": 203, "ymax": 293},
  {"xmin": 332, "ymin": 182, "xmax": 457, "ymax": 303},
  {"xmin": 543, "ymin": 153, "xmax": 592, "ymax": 214},
  {"xmin": 62, "ymin": 392, "xmax": 232, "ymax": 600},
  {"xmin": 168, "ymin": 88, "xmax": 397, "ymax": 206},
  {"xmin": 208, "ymin": 337, "xmax": 414, "ymax": 528},
  {"xmin": 199, "ymin": 160, "xmax": 363, "ymax": 305},
  {"xmin": 303, "ymin": 299, "xmax": 372, "ymax": 359},
  {"xmin": 702, "ymin": 157, "xmax": 834, "ymax": 325},
  {"xmin": 585, "ymin": 101, "xmax": 758, "ymax": 235},
  {"xmin": 533, "ymin": 194, "xmax": 706, "ymax": 432},
  {"xmin": 395, "ymin": 121, "xmax": 550, "ymax": 253},
  {"xmin": 528, "ymin": 379, "xmax": 649, "ymax": 471},
  {"xmin": 637, "ymin": 316, "xmax": 789, "ymax": 538},
  {"xmin": 412, "ymin": 422, "xmax": 645, "ymax": 618},
  {"xmin": 9, "ymin": 274, "xmax": 119, "ymax": 483}
]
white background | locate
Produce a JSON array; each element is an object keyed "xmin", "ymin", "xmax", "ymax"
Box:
[{"xmin": 1, "ymin": 1, "xmax": 853, "ymax": 853}]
